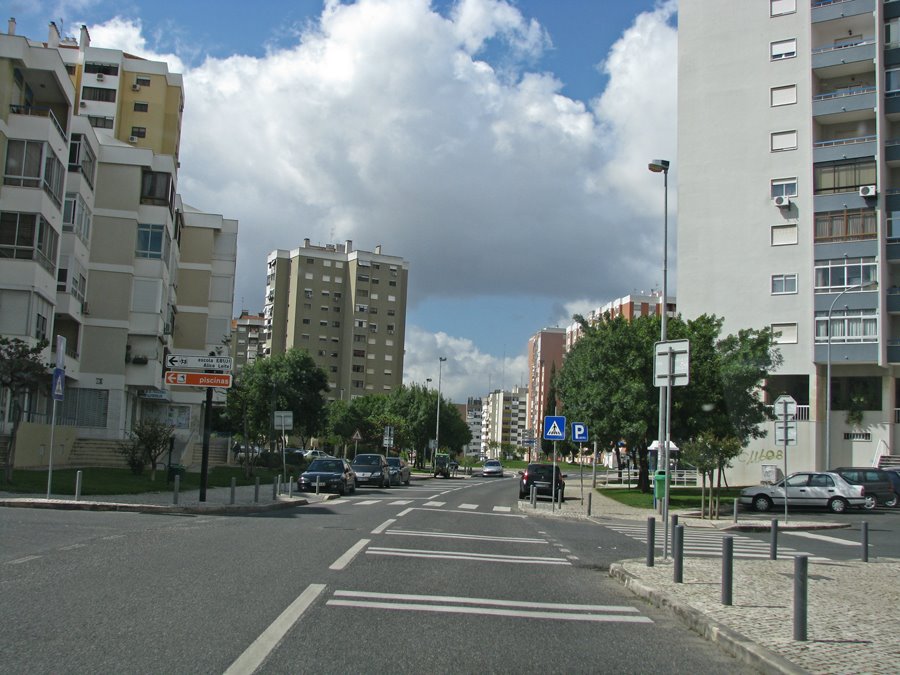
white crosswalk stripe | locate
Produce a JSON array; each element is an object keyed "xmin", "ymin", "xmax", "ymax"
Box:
[
  {"xmin": 388, "ymin": 500, "xmax": 413, "ymax": 505},
  {"xmin": 458, "ymin": 503, "xmax": 478, "ymax": 510},
  {"xmin": 423, "ymin": 501, "xmax": 446, "ymax": 507},
  {"xmin": 492, "ymin": 506, "xmax": 511, "ymax": 513},
  {"xmin": 604, "ymin": 523, "xmax": 830, "ymax": 562}
]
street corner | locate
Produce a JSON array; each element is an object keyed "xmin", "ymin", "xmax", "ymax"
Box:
[{"xmin": 720, "ymin": 519, "xmax": 852, "ymax": 532}]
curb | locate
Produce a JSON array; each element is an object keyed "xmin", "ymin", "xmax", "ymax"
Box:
[
  {"xmin": 608, "ymin": 563, "xmax": 809, "ymax": 675},
  {"xmin": 0, "ymin": 496, "xmax": 318, "ymax": 515}
]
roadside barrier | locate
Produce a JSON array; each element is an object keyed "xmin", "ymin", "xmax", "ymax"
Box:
[
  {"xmin": 722, "ymin": 536, "xmax": 733, "ymax": 605},
  {"xmin": 794, "ymin": 555, "xmax": 808, "ymax": 641},
  {"xmin": 646, "ymin": 517, "xmax": 655, "ymax": 567},
  {"xmin": 770, "ymin": 519, "xmax": 778, "ymax": 560}
]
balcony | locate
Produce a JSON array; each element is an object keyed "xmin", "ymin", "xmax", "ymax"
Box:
[
  {"xmin": 812, "ymin": 87, "xmax": 876, "ymax": 122},
  {"xmin": 812, "ymin": 0, "xmax": 876, "ymax": 24},
  {"xmin": 889, "ymin": 339, "xmax": 900, "ymax": 363},
  {"xmin": 811, "ymin": 39, "xmax": 875, "ymax": 75},
  {"xmin": 888, "ymin": 290, "xmax": 900, "ymax": 314},
  {"xmin": 813, "ymin": 134, "xmax": 876, "ymax": 163},
  {"xmin": 9, "ymin": 104, "xmax": 67, "ymax": 143}
]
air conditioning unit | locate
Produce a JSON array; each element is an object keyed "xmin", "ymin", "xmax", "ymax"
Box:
[
  {"xmin": 79, "ymin": 100, "xmax": 87, "ymax": 108},
  {"xmin": 128, "ymin": 136, "xmax": 138, "ymax": 143},
  {"xmin": 859, "ymin": 185, "xmax": 877, "ymax": 197},
  {"xmin": 132, "ymin": 83, "xmax": 141, "ymax": 91},
  {"xmin": 96, "ymin": 73, "xmax": 104, "ymax": 81},
  {"xmin": 773, "ymin": 195, "xmax": 791, "ymax": 208}
]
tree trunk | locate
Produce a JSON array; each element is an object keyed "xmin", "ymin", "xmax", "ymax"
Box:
[{"xmin": 637, "ymin": 445, "xmax": 650, "ymax": 493}]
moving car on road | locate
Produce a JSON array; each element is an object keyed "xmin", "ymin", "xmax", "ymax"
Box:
[
  {"xmin": 387, "ymin": 457, "xmax": 411, "ymax": 486},
  {"xmin": 298, "ymin": 458, "xmax": 356, "ymax": 496},
  {"xmin": 433, "ymin": 453, "xmax": 451, "ymax": 478},
  {"xmin": 482, "ymin": 460, "xmax": 504, "ymax": 477},
  {"xmin": 739, "ymin": 471, "xmax": 866, "ymax": 514},
  {"xmin": 351, "ymin": 453, "xmax": 391, "ymax": 488},
  {"xmin": 831, "ymin": 467, "xmax": 898, "ymax": 509},
  {"xmin": 518, "ymin": 463, "xmax": 565, "ymax": 501}
]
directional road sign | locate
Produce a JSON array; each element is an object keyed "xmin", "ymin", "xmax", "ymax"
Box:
[
  {"xmin": 165, "ymin": 353, "xmax": 233, "ymax": 371},
  {"xmin": 654, "ymin": 339, "xmax": 690, "ymax": 387},
  {"xmin": 773, "ymin": 394, "xmax": 797, "ymax": 420},
  {"xmin": 274, "ymin": 410, "xmax": 293, "ymax": 430},
  {"xmin": 164, "ymin": 371, "xmax": 233, "ymax": 388},
  {"xmin": 543, "ymin": 415, "xmax": 566, "ymax": 441},
  {"xmin": 774, "ymin": 422, "xmax": 797, "ymax": 446},
  {"xmin": 571, "ymin": 423, "xmax": 588, "ymax": 443}
]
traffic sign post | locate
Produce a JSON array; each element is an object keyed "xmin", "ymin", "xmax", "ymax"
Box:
[
  {"xmin": 47, "ymin": 335, "xmax": 66, "ymax": 500},
  {"xmin": 274, "ymin": 411, "xmax": 293, "ymax": 483},
  {"xmin": 774, "ymin": 394, "xmax": 797, "ymax": 523},
  {"xmin": 543, "ymin": 416, "xmax": 566, "ymax": 511}
]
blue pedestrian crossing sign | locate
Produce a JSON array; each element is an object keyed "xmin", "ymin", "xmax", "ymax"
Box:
[
  {"xmin": 571, "ymin": 423, "xmax": 588, "ymax": 443},
  {"xmin": 543, "ymin": 415, "xmax": 566, "ymax": 441},
  {"xmin": 51, "ymin": 367, "xmax": 65, "ymax": 402}
]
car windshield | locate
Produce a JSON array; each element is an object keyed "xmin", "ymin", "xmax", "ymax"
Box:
[
  {"xmin": 528, "ymin": 465, "xmax": 558, "ymax": 480},
  {"xmin": 308, "ymin": 460, "xmax": 342, "ymax": 472},
  {"xmin": 485, "ymin": 461, "xmax": 500, "ymax": 467},
  {"xmin": 386, "ymin": 458, "xmax": 401, "ymax": 467},
  {"xmin": 353, "ymin": 455, "xmax": 380, "ymax": 466}
]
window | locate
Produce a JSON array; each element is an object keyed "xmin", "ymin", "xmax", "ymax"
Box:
[
  {"xmin": 63, "ymin": 193, "xmax": 91, "ymax": 244},
  {"xmin": 815, "ymin": 309, "xmax": 878, "ymax": 343},
  {"xmin": 814, "ymin": 210, "xmax": 876, "ymax": 242},
  {"xmin": 4, "ymin": 139, "xmax": 43, "ymax": 188},
  {"xmin": 771, "ymin": 178, "xmax": 797, "ymax": 199},
  {"xmin": 81, "ymin": 86, "xmax": 116, "ymax": 103},
  {"xmin": 130, "ymin": 127, "xmax": 146, "ymax": 138},
  {"xmin": 771, "ymin": 85, "xmax": 797, "ymax": 107},
  {"xmin": 302, "ymin": 318, "xmax": 310, "ymax": 325},
  {"xmin": 133, "ymin": 102, "xmax": 149, "ymax": 112},
  {"xmin": 35, "ymin": 313, "xmax": 48, "ymax": 341},
  {"xmin": 814, "ymin": 160, "xmax": 876, "ymax": 195},
  {"xmin": 770, "ymin": 0, "xmax": 795, "ymax": 16},
  {"xmin": 814, "ymin": 257, "xmax": 877, "ymax": 293},
  {"xmin": 771, "ymin": 130, "xmax": 797, "ymax": 151},
  {"xmin": 67, "ymin": 134, "xmax": 96, "ymax": 189},
  {"xmin": 0, "ymin": 212, "xmax": 58, "ymax": 273},
  {"xmin": 140, "ymin": 170, "xmax": 174, "ymax": 210},
  {"xmin": 305, "ymin": 272, "xmax": 313, "ymax": 280},
  {"xmin": 771, "ymin": 224, "xmax": 798, "ymax": 246},
  {"xmin": 771, "ymin": 39, "xmax": 797, "ymax": 60},
  {"xmin": 389, "ymin": 280, "xmax": 397, "ymax": 286},
  {"xmin": 771, "ymin": 274, "xmax": 798, "ymax": 294},
  {"xmin": 42, "ymin": 151, "xmax": 65, "ymax": 207},
  {"xmin": 87, "ymin": 116, "xmax": 114, "ymax": 129},
  {"xmin": 353, "ymin": 349, "xmax": 366, "ymax": 358},
  {"xmin": 358, "ymin": 274, "xmax": 370, "ymax": 282},
  {"xmin": 136, "ymin": 223, "xmax": 168, "ymax": 260},
  {"xmin": 135, "ymin": 76, "xmax": 151, "ymax": 87},
  {"xmin": 888, "ymin": 19, "xmax": 900, "ymax": 48},
  {"xmin": 84, "ymin": 62, "xmax": 119, "ymax": 76},
  {"xmin": 771, "ymin": 323, "xmax": 797, "ymax": 344},
  {"xmin": 387, "ymin": 295, "xmax": 396, "ymax": 302}
]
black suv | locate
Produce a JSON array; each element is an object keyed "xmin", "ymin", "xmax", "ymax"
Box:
[
  {"xmin": 832, "ymin": 467, "xmax": 898, "ymax": 509},
  {"xmin": 518, "ymin": 463, "xmax": 565, "ymax": 501}
]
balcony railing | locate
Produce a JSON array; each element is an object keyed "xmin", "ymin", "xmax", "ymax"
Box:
[
  {"xmin": 766, "ymin": 404, "xmax": 811, "ymax": 421},
  {"xmin": 812, "ymin": 0, "xmax": 855, "ymax": 7},
  {"xmin": 814, "ymin": 134, "xmax": 876, "ymax": 148},
  {"xmin": 813, "ymin": 86, "xmax": 876, "ymax": 101},
  {"xmin": 9, "ymin": 104, "xmax": 66, "ymax": 141},
  {"xmin": 811, "ymin": 38, "xmax": 874, "ymax": 55}
]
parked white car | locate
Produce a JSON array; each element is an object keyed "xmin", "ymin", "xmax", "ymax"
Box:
[{"xmin": 739, "ymin": 471, "xmax": 865, "ymax": 514}]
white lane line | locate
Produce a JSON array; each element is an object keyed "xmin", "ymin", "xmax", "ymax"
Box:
[
  {"xmin": 333, "ymin": 590, "xmax": 640, "ymax": 612},
  {"xmin": 6, "ymin": 555, "xmax": 41, "ymax": 565},
  {"xmin": 101, "ymin": 535, "xmax": 125, "ymax": 540},
  {"xmin": 388, "ymin": 500, "xmax": 412, "ymax": 505},
  {"xmin": 784, "ymin": 531, "xmax": 859, "ymax": 546},
  {"xmin": 423, "ymin": 501, "xmax": 446, "ymax": 507},
  {"xmin": 492, "ymin": 506, "xmax": 511, "ymax": 513},
  {"xmin": 386, "ymin": 529, "xmax": 547, "ymax": 544},
  {"xmin": 327, "ymin": 599, "xmax": 650, "ymax": 623},
  {"xmin": 367, "ymin": 547, "xmax": 570, "ymax": 565},
  {"xmin": 223, "ymin": 583, "xmax": 326, "ymax": 675},
  {"xmin": 396, "ymin": 508, "xmax": 414, "ymax": 517},
  {"xmin": 414, "ymin": 507, "xmax": 526, "ymax": 519},
  {"xmin": 371, "ymin": 519, "xmax": 396, "ymax": 535},
  {"xmin": 59, "ymin": 544, "xmax": 86, "ymax": 551},
  {"xmin": 458, "ymin": 504, "xmax": 478, "ymax": 510},
  {"xmin": 329, "ymin": 539, "xmax": 371, "ymax": 570},
  {"xmin": 354, "ymin": 500, "xmax": 381, "ymax": 506}
]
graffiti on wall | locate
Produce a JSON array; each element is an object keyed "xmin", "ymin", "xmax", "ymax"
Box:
[{"xmin": 738, "ymin": 448, "xmax": 784, "ymax": 465}]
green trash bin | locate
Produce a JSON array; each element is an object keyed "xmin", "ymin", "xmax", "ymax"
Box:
[
  {"xmin": 167, "ymin": 464, "xmax": 185, "ymax": 482},
  {"xmin": 653, "ymin": 470, "xmax": 667, "ymax": 501}
]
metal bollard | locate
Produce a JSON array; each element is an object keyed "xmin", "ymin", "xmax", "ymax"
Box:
[
  {"xmin": 587, "ymin": 492, "xmax": 592, "ymax": 516},
  {"xmin": 770, "ymin": 519, "xmax": 778, "ymax": 560},
  {"xmin": 254, "ymin": 477, "xmax": 260, "ymax": 503},
  {"xmin": 230, "ymin": 477, "xmax": 236, "ymax": 505},
  {"xmin": 793, "ymin": 555, "xmax": 808, "ymax": 641},
  {"xmin": 531, "ymin": 485, "xmax": 536, "ymax": 508},
  {"xmin": 861, "ymin": 521, "xmax": 869, "ymax": 563},
  {"xmin": 646, "ymin": 517, "xmax": 656, "ymax": 567},
  {"xmin": 272, "ymin": 477, "xmax": 278, "ymax": 500},
  {"xmin": 316, "ymin": 476, "xmax": 320, "ymax": 495},
  {"xmin": 722, "ymin": 536, "xmax": 734, "ymax": 605},
  {"xmin": 674, "ymin": 524, "xmax": 684, "ymax": 583},
  {"xmin": 671, "ymin": 514, "xmax": 679, "ymax": 556},
  {"xmin": 733, "ymin": 498, "xmax": 738, "ymax": 523},
  {"xmin": 289, "ymin": 475, "xmax": 294, "ymax": 498},
  {"xmin": 173, "ymin": 475, "xmax": 180, "ymax": 505},
  {"xmin": 75, "ymin": 470, "xmax": 83, "ymax": 501}
]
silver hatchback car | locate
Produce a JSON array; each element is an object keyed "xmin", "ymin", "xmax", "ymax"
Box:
[
  {"xmin": 482, "ymin": 460, "xmax": 504, "ymax": 477},
  {"xmin": 740, "ymin": 471, "xmax": 865, "ymax": 514}
]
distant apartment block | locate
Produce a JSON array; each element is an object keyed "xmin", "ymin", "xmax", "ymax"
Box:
[
  {"xmin": 565, "ymin": 291, "xmax": 676, "ymax": 351},
  {"xmin": 263, "ymin": 240, "xmax": 408, "ymax": 399},
  {"xmin": 525, "ymin": 327, "xmax": 565, "ymax": 457},
  {"xmin": 230, "ymin": 310, "xmax": 265, "ymax": 375},
  {"xmin": 464, "ymin": 397, "xmax": 483, "ymax": 457},
  {"xmin": 481, "ymin": 386, "xmax": 527, "ymax": 458}
]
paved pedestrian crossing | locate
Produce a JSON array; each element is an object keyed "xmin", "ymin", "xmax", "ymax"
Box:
[
  {"xmin": 335, "ymin": 496, "xmax": 514, "ymax": 513},
  {"xmin": 604, "ymin": 522, "xmax": 830, "ymax": 562}
]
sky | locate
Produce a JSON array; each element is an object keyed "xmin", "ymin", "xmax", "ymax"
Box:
[{"xmin": 14, "ymin": 0, "xmax": 678, "ymax": 403}]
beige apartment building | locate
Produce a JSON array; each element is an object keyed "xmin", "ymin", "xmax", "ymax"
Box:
[
  {"xmin": 0, "ymin": 21, "xmax": 237, "ymax": 467},
  {"xmin": 230, "ymin": 310, "xmax": 266, "ymax": 376},
  {"xmin": 263, "ymin": 240, "xmax": 408, "ymax": 399},
  {"xmin": 525, "ymin": 327, "xmax": 565, "ymax": 459}
]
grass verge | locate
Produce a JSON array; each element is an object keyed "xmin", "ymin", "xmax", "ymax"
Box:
[{"xmin": 597, "ymin": 486, "xmax": 744, "ymax": 510}]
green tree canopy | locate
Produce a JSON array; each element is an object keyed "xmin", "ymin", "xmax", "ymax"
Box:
[{"xmin": 0, "ymin": 338, "xmax": 49, "ymax": 483}]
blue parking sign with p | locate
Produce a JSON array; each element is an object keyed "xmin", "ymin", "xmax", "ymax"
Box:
[{"xmin": 572, "ymin": 423, "xmax": 588, "ymax": 443}]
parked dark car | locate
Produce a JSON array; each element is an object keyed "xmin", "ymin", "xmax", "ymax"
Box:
[
  {"xmin": 351, "ymin": 453, "xmax": 391, "ymax": 488},
  {"xmin": 298, "ymin": 458, "xmax": 356, "ymax": 496},
  {"xmin": 518, "ymin": 463, "xmax": 565, "ymax": 501},
  {"xmin": 387, "ymin": 457, "xmax": 411, "ymax": 486},
  {"xmin": 884, "ymin": 469, "xmax": 900, "ymax": 497},
  {"xmin": 832, "ymin": 467, "xmax": 898, "ymax": 509}
]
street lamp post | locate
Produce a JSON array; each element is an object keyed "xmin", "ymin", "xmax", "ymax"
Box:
[
  {"xmin": 825, "ymin": 281, "xmax": 876, "ymax": 470},
  {"xmin": 648, "ymin": 159, "xmax": 670, "ymax": 456},
  {"xmin": 435, "ymin": 357, "xmax": 447, "ymax": 462}
]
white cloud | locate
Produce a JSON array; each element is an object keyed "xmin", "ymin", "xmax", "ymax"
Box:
[
  {"xmin": 75, "ymin": 0, "xmax": 677, "ymax": 400},
  {"xmin": 80, "ymin": 16, "xmax": 187, "ymax": 72}
]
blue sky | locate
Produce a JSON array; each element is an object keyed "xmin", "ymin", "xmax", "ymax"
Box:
[{"xmin": 16, "ymin": 0, "xmax": 677, "ymax": 401}]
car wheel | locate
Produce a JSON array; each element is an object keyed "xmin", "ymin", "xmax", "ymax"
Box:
[
  {"xmin": 863, "ymin": 495, "xmax": 877, "ymax": 510},
  {"xmin": 752, "ymin": 494, "xmax": 773, "ymax": 512},
  {"xmin": 828, "ymin": 497, "xmax": 849, "ymax": 514},
  {"xmin": 885, "ymin": 493, "xmax": 898, "ymax": 508}
]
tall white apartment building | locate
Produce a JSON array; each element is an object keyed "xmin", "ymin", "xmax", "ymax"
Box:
[
  {"xmin": 678, "ymin": 0, "xmax": 897, "ymax": 482},
  {"xmin": 481, "ymin": 386, "xmax": 528, "ymax": 459}
]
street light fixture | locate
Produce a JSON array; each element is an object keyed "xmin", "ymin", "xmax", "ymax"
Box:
[
  {"xmin": 824, "ymin": 280, "xmax": 877, "ymax": 470},
  {"xmin": 435, "ymin": 357, "xmax": 447, "ymax": 461},
  {"xmin": 648, "ymin": 159, "xmax": 670, "ymax": 465}
]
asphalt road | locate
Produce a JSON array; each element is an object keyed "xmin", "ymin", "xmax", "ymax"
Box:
[{"xmin": 1, "ymin": 476, "xmax": 758, "ymax": 674}]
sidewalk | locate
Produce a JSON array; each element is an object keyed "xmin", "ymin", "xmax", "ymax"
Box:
[{"xmin": 517, "ymin": 478, "xmax": 899, "ymax": 675}]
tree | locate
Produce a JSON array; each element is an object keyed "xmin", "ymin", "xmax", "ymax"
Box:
[
  {"xmin": 118, "ymin": 418, "xmax": 175, "ymax": 480},
  {"xmin": 0, "ymin": 338, "xmax": 49, "ymax": 484}
]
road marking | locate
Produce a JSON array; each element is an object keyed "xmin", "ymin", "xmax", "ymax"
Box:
[
  {"xmin": 354, "ymin": 500, "xmax": 381, "ymax": 506},
  {"xmin": 327, "ymin": 591, "xmax": 649, "ymax": 623},
  {"xmin": 386, "ymin": 529, "xmax": 546, "ymax": 544},
  {"xmin": 414, "ymin": 507, "xmax": 525, "ymax": 519},
  {"xmin": 59, "ymin": 544, "xmax": 86, "ymax": 551},
  {"xmin": 388, "ymin": 500, "xmax": 412, "ymax": 505},
  {"xmin": 492, "ymin": 506, "xmax": 511, "ymax": 512},
  {"xmin": 396, "ymin": 508, "xmax": 414, "ymax": 517},
  {"xmin": 371, "ymin": 519, "xmax": 395, "ymax": 535},
  {"xmin": 329, "ymin": 539, "xmax": 371, "ymax": 570},
  {"xmin": 6, "ymin": 555, "xmax": 41, "ymax": 565},
  {"xmin": 101, "ymin": 535, "xmax": 125, "ymax": 540},
  {"xmin": 367, "ymin": 547, "xmax": 570, "ymax": 565},
  {"xmin": 423, "ymin": 501, "xmax": 446, "ymax": 507},
  {"xmin": 784, "ymin": 531, "xmax": 859, "ymax": 546},
  {"xmin": 458, "ymin": 503, "xmax": 478, "ymax": 510},
  {"xmin": 223, "ymin": 583, "xmax": 325, "ymax": 675}
]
